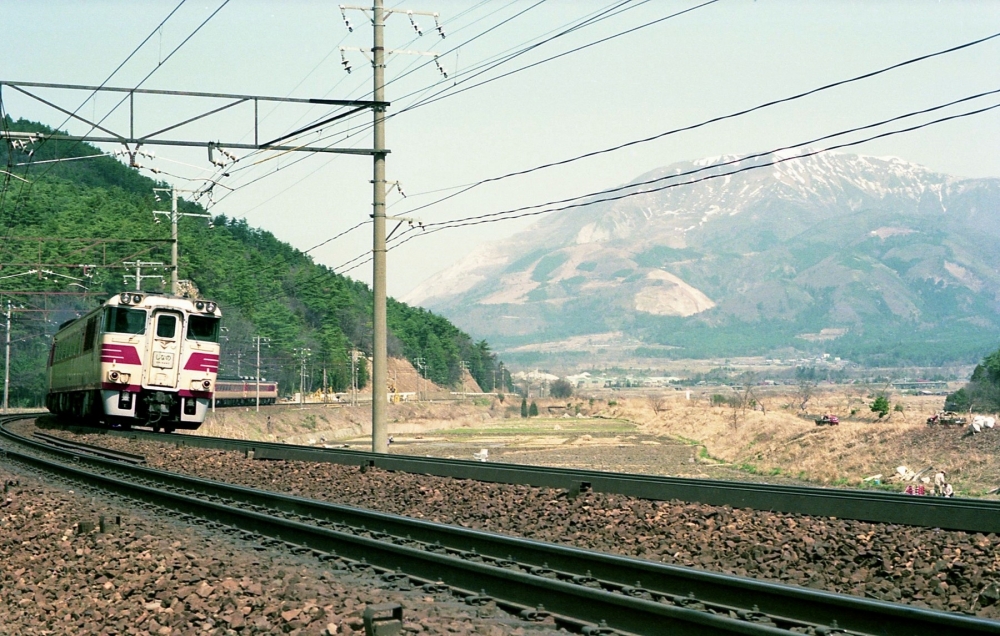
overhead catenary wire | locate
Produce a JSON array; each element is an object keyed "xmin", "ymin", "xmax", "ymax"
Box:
[
  {"xmin": 1, "ymin": 0, "xmax": 231, "ymax": 225},
  {"xmin": 323, "ymin": 93, "xmax": 1000, "ymax": 279},
  {"xmin": 201, "ymin": 0, "xmax": 715, "ymax": 221},
  {"xmin": 409, "ymin": 101, "xmax": 1000, "ymax": 235},
  {"xmin": 396, "ymin": 28, "xmax": 1000, "ymax": 218},
  {"xmin": 286, "ymin": 28, "xmax": 1000, "ymax": 278},
  {"xmin": 416, "ymin": 86, "xmax": 1000, "ymax": 229}
]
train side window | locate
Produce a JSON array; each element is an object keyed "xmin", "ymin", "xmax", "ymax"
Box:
[
  {"xmin": 186, "ymin": 316, "xmax": 220, "ymax": 342},
  {"xmin": 83, "ymin": 317, "xmax": 97, "ymax": 351},
  {"xmin": 105, "ymin": 307, "xmax": 147, "ymax": 335},
  {"xmin": 156, "ymin": 315, "xmax": 177, "ymax": 338}
]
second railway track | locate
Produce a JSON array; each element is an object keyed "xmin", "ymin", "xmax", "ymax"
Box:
[{"xmin": 49, "ymin": 420, "xmax": 1000, "ymax": 534}]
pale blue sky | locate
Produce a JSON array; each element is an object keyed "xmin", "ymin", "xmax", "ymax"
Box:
[{"xmin": 3, "ymin": 0, "xmax": 999, "ymax": 296}]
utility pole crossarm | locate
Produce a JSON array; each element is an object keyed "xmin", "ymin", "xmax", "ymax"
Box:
[{"xmin": 0, "ymin": 81, "xmax": 388, "ymax": 156}]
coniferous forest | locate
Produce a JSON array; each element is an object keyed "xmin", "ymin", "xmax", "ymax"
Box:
[{"xmin": 0, "ymin": 116, "xmax": 504, "ymax": 405}]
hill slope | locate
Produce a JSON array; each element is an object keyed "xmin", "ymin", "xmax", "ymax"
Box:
[
  {"xmin": 0, "ymin": 116, "xmax": 502, "ymax": 405},
  {"xmin": 406, "ymin": 151, "xmax": 1000, "ymax": 365}
]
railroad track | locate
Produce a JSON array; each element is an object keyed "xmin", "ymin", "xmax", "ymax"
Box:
[
  {"xmin": 50, "ymin": 421, "xmax": 1000, "ymax": 534},
  {"xmin": 6, "ymin": 415, "xmax": 1000, "ymax": 636}
]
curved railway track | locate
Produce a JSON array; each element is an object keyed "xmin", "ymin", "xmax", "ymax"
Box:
[
  {"xmin": 5, "ymin": 415, "xmax": 1000, "ymax": 636},
  {"xmin": 51, "ymin": 421, "xmax": 1000, "ymax": 534}
]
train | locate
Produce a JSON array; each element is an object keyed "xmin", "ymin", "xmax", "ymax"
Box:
[
  {"xmin": 46, "ymin": 292, "xmax": 221, "ymax": 431},
  {"xmin": 213, "ymin": 378, "xmax": 278, "ymax": 406}
]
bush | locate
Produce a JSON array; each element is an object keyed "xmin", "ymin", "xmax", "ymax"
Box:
[
  {"xmin": 870, "ymin": 395, "xmax": 890, "ymax": 419},
  {"xmin": 550, "ymin": 378, "xmax": 573, "ymax": 398},
  {"xmin": 529, "ymin": 401, "xmax": 539, "ymax": 417},
  {"xmin": 520, "ymin": 397, "xmax": 528, "ymax": 418}
]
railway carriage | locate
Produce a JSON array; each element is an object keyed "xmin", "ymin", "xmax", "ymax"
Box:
[
  {"xmin": 213, "ymin": 378, "xmax": 278, "ymax": 406},
  {"xmin": 46, "ymin": 292, "xmax": 221, "ymax": 431}
]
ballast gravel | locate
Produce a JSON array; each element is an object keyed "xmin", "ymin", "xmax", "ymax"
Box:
[
  {"xmin": 0, "ymin": 461, "xmax": 562, "ymax": 636},
  {"xmin": 26, "ymin": 421, "xmax": 1000, "ymax": 620}
]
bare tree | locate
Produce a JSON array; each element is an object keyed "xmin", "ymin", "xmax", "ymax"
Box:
[
  {"xmin": 796, "ymin": 380, "xmax": 816, "ymax": 411},
  {"xmin": 647, "ymin": 393, "xmax": 668, "ymax": 415}
]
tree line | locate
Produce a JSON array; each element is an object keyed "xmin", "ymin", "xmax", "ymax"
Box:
[{"xmin": 0, "ymin": 116, "xmax": 506, "ymax": 404}]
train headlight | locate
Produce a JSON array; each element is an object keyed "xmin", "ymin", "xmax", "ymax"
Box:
[
  {"xmin": 131, "ymin": 294, "xmax": 143, "ymax": 304},
  {"xmin": 193, "ymin": 379, "xmax": 212, "ymax": 391},
  {"xmin": 107, "ymin": 370, "xmax": 131, "ymax": 384},
  {"xmin": 206, "ymin": 302, "xmax": 217, "ymax": 313},
  {"xmin": 202, "ymin": 379, "xmax": 212, "ymax": 390},
  {"xmin": 119, "ymin": 292, "xmax": 131, "ymax": 304},
  {"xmin": 195, "ymin": 301, "xmax": 205, "ymax": 311}
]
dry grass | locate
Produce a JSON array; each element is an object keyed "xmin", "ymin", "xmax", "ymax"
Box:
[
  {"xmin": 613, "ymin": 388, "xmax": 1000, "ymax": 495},
  {"xmin": 197, "ymin": 388, "xmax": 1000, "ymax": 496}
]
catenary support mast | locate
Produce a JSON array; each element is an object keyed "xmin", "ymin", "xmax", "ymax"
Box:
[{"xmin": 371, "ymin": 0, "xmax": 389, "ymax": 453}]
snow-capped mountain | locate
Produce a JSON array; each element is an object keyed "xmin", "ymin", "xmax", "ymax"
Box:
[{"xmin": 405, "ymin": 151, "xmax": 1000, "ymax": 362}]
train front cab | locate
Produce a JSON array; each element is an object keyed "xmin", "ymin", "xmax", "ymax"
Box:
[{"xmin": 100, "ymin": 298, "xmax": 219, "ymax": 430}]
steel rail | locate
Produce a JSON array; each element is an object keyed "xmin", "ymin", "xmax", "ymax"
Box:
[
  {"xmin": 7, "ymin": 418, "xmax": 1000, "ymax": 636},
  {"xmin": 31, "ymin": 431, "xmax": 146, "ymax": 464},
  {"xmin": 53, "ymin": 422, "xmax": 1000, "ymax": 534}
]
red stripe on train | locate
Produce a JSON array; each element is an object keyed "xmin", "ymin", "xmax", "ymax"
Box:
[
  {"xmin": 100, "ymin": 344, "xmax": 142, "ymax": 364},
  {"xmin": 184, "ymin": 352, "xmax": 219, "ymax": 373}
]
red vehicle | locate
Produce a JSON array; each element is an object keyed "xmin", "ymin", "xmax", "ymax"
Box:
[{"xmin": 815, "ymin": 414, "xmax": 840, "ymax": 426}]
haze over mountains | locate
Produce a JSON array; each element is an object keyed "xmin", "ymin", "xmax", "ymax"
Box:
[{"xmin": 405, "ymin": 151, "xmax": 1000, "ymax": 366}]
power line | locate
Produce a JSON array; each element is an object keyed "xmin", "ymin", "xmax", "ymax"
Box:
[
  {"xmin": 417, "ymin": 87, "xmax": 1000, "ymax": 229},
  {"xmin": 412, "ymin": 100, "xmax": 1000, "ymax": 234},
  {"xmin": 397, "ymin": 28, "xmax": 1000, "ymax": 218},
  {"xmin": 1, "ymin": 0, "xmax": 231, "ymax": 230},
  {"xmin": 206, "ymin": 0, "xmax": 643, "ymax": 203},
  {"xmin": 322, "ymin": 92, "xmax": 1000, "ymax": 276}
]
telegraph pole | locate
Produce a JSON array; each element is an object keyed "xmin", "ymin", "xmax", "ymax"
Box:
[
  {"xmin": 122, "ymin": 260, "xmax": 165, "ymax": 291},
  {"xmin": 254, "ymin": 335, "xmax": 270, "ymax": 412},
  {"xmin": 153, "ymin": 186, "xmax": 212, "ymax": 296}
]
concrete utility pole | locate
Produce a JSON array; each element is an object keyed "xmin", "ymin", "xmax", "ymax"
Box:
[
  {"xmin": 122, "ymin": 260, "xmax": 165, "ymax": 291},
  {"xmin": 153, "ymin": 186, "xmax": 212, "ymax": 295},
  {"xmin": 350, "ymin": 350, "xmax": 358, "ymax": 407},
  {"xmin": 295, "ymin": 348, "xmax": 311, "ymax": 406},
  {"xmin": 341, "ymin": 1, "xmax": 444, "ymax": 453},
  {"xmin": 371, "ymin": 0, "xmax": 389, "ymax": 452},
  {"xmin": 254, "ymin": 335, "xmax": 270, "ymax": 412}
]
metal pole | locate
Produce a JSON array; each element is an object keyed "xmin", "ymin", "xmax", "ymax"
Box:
[
  {"xmin": 255, "ymin": 336, "xmax": 261, "ymax": 412},
  {"xmin": 134, "ymin": 263, "xmax": 141, "ymax": 291},
  {"xmin": 371, "ymin": 0, "xmax": 388, "ymax": 453},
  {"xmin": 171, "ymin": 186, "xmax": 179, "ymax": 295},
  {"xmin": 351, "ymin": 350, "xmax": 357, "ymax": 407},
  {"xmin": 3, "ymin": 300, "xmax": 10, "ymax": 413}
]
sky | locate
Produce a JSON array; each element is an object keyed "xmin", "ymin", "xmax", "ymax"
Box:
[{"xmin": 2, "ymin": 0, "xmax": 999, "ymax": 299}]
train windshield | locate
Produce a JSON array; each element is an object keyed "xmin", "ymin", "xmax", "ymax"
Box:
[
  {"xmin": 104, "ymin": 307, "xmax": 147, "ymax": 335},
  {"xmin": 186, "ymin": 316, "xmax": 220, "ymax": 342}
]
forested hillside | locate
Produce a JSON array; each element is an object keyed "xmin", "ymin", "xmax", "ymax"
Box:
[{"xmin": 0, "ymin": 116, "xmax": 503, "ymax": 405}]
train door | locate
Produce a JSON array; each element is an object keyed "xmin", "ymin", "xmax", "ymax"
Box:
[{"xmin": 146, "ymin": 310, "xmax": 182, "ymax": 388}]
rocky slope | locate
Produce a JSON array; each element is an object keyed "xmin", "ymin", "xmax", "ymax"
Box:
[{"xmin": 405, "ymin": 151, "xmax": 1000, "ymax": 363}]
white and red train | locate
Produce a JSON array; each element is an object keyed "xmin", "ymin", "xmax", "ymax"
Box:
[{"xmin": 46, "ymin": 292, "xmax": 221, "ymax": 431}]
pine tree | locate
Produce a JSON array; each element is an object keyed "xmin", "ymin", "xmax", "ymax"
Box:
[
  {"xmin": 520, "ymin": 397, "xmax": 528, "ymax": 418},
  {"xmin": 529, "ymin": 401, "xmax": 539, "ymax": 417}
]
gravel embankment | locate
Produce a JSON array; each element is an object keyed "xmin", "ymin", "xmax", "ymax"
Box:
[
  {"xmin": 0, "ymin": 458, "xmax": 562, "ymax": 635},
  {"xmin": 27, "ymin": 422, "xmax": 1000, "ymax": 619}
]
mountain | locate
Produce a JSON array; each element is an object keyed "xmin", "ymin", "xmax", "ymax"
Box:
[
  {"xmin": 405, "ymin": 151, "xmax": 1000, "ymax": 365},
  {"xmin": 0, "ymin": 116, "xmax": 503, "ymax": 405}
]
